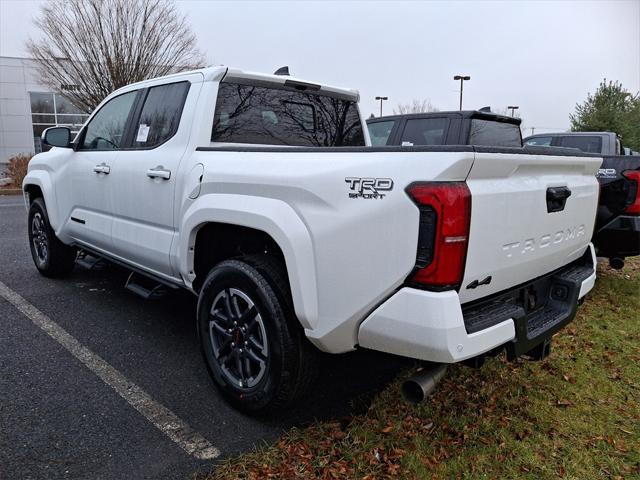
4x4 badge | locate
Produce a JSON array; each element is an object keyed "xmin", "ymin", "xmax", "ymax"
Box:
[
  {"xmin": 466, "ymin": 276, "xmax": 492, "ymax": 289},
  {"xmin": 345, "ymin": 177, "xmax": 393, "ymax": 199}
]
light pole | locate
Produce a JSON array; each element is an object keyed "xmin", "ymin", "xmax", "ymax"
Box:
[
  {"xmin": 453, "ymin": 75, "xmax": 470, "ymax": 110},
  {"xmin": 508, "ymin": 105, "xmax": 519, "ymax": 117},
  {"xmin": 375, "ymin": 96, "xmax": 388, "ymax": 117}
]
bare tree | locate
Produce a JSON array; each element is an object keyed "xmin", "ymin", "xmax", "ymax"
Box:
[
  {"xmin": 27, "ymin": 0, "xmax": 206, "ymax": 113},
  {"xmin": 393, "ymin": 99, "xmax": 439, "ymax": 115}
]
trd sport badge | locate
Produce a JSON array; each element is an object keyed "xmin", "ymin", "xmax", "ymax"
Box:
[{"xmin": 345, "ymin": 177, "xmax": 394, "ymax": 199}]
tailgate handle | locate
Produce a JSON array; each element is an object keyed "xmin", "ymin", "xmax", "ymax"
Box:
[{"xmin": 546, "ymin": 186, "xmax": 572, "ymax": 213}]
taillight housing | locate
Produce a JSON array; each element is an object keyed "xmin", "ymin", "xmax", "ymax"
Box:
[
  {"xmin": 406, "ymin": 182, "xmax": 471, "ymax": 289},
  {"xmin": 622, "ymin": 170, "xmax": 640, "ymax": 215}
]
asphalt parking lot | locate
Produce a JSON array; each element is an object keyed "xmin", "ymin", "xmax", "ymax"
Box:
[{"xmin": 0, "ymin": 194, "xmax": 411, "ymax": 479}]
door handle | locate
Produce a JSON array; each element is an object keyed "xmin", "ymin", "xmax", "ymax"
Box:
[
  {"xmin": 146, "ymin": 166, "xmax": 171, "ymax": 180},
  {"xmin": 93, "ymin": 163, "xmax": 111, "ymax": 174}
]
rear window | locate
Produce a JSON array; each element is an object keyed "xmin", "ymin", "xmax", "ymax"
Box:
[
  {"xmin": 469, "ymin": 119, "xmax": 522, "ymax": 147},
  {"xmin": 211, "ymin": 82, "xmax": 365, "ymax": 147},
  {"xmin": 556, "ymin": 135, "xmax": 602, "ymax": 153},
  {"xmin": 367, "ymin": 120, "xmax": 395, "ymax": 146},
  {"xmin": 400, "ymin": 118, "xmax": 449, "ymax": 146}
]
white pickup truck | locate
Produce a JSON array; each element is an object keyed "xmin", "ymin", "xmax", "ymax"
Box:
[{"xmin": 23, "ymin": 67, "xmax": 600, "ymax": 414}]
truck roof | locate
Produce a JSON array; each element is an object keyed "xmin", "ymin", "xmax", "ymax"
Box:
[
  {"xmin": 112, "ymin": 66, "xmax": 360, "ymax": 102},
  {"xmin": 368, "ymin": 110, "xmax": 522, "ymax": 125},
  {"xmin": 524, "ymin": 131, "xmax": 618, "ymax": 139}
]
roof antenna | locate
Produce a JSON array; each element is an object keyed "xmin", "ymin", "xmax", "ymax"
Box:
[
  {"xmin": 274, "ymin": 66, "xmax": 290, "ymax": 76},
  {"xmin": 478, "ymin": 106, "xmax": 491, "ymax": 112}
]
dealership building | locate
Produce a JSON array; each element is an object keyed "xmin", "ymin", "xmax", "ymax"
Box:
[{"xmin": 0, "ymin": 56, "xmax": 89, "ymax": 173}]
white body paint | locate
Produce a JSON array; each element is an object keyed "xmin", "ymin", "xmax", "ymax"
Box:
[{"xmin": 23, "ymin": 66, "xmax": 601, "ymax": 361}]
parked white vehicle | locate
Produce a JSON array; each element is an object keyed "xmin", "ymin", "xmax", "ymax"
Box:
[{"xmin": 23, "ymin": 67, "xmax": 601, "ymax": 413}]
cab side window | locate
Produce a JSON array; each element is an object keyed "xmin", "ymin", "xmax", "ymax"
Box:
[
  {"xmin": 368, "ymin": 120, "xmax": 395, "ymax": 146},
  {"xmin": 132, "ymin": 82, "xmax": 190, "ymax": 148},
  {"xmin": 524, "ymin": 136, "xmax": 552, "ymax": 147},
  {"xmin": 556, "ymin": 135, "xmax": 602, "ymax": 153},
  {"xmin": 80, "ymin": 91, "xmax": 138, "ymax": 150}
]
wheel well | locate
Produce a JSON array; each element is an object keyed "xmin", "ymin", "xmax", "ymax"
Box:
[
  {"xmin": 24, "ymin": 184, "xmax": 43, "ymax": 204},
  {"xmin": 193, "ymin": 223, "xmax": 286, "ymax": 292}
]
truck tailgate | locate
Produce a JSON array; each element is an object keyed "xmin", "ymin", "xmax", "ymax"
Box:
[{"xmin": 459, "ymin": 150, "xmax": 602, "ymax": 304}]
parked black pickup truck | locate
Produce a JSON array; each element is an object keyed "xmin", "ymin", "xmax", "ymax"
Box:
[
  {"xmin": 594, "ymin": 155, "xmax": 640, "ymax": 267},
  {"xmin": 368, "ymin": 113, "xmax": 640, "ymax": 267},
  {"xmin": 523, "ymin": 131, "xmax": 623, "ymax": 155},
  {"xmin": 367, "ymin": 110, "xmax": 522, "ymax": 147}
]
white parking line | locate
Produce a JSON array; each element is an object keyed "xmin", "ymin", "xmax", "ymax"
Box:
[
  {"xmin": 0, "ymin": 203, "xmax": 23, "ymax": 207},
  {"xmin": 0, "ymin": 280, "xmax": 220, "ymax": 460}
]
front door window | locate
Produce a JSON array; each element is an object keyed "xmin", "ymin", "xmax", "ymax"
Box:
[{"xmin": 80, "ymin": 91, "xmax": 138, "ymax": 150}]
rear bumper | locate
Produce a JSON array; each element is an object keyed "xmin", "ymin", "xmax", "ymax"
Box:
[
  {"xmin": 358, "ymin": 244, "xmax": 596, "ymax": 363},
  {"xmin": 594, "ymin": 215, "xmax": 640, "ymax": 258}
]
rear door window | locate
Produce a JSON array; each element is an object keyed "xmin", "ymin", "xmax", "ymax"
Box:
[
  {"xmin": 367, "ymin": 120, "xmax": 395, "ymax": 146},
  {"xmin": 212, "ymin": 82, "xmax": 365, "ymax": 146},
  {"xmin": 400, "ymin": 118, "xmax": 449, "ymax": 146},
  {"xmin": 524, "ymin": 136, "xmax": 552, "ymax": 147},
  {"xmin": 469, "ymin": 119, "xmax": 522, "ymax": 147},
  {"xmin": 133, "ymin": 82, "xmax": 190, "ymax": 148},
  {"xmin": 555, "ymin": 135, "xmax": 602, "ymax": 153}
]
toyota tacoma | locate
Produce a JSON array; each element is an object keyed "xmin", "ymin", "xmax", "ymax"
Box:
[{"xmin": 23, "ymin": 67, "xmax": 600, "ymax": 414}]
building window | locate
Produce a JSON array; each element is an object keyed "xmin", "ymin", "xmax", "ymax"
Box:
[{"xmin": 29, "ymin": 92, "xmax": 89, "ymax": 153}]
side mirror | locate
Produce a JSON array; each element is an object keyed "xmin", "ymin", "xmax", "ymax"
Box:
[{"xmin": 42, "ymin": 126, "xmax": 71, "ymax": 148}]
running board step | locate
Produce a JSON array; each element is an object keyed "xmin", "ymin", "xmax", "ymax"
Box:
[
  {"xmin": 125, "ymin": 272, "xmax": 173, "ymax": 300},
  {"xmin": 76, "ymin": 252, "xmax": 104, "ymax": 270}
]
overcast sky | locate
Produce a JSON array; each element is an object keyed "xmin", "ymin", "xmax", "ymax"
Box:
[{"xmin": 1, "ymin": 0, "xmax": 638, "ymax": 134}]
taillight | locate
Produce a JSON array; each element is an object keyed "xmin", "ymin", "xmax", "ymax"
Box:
[
  {"xmin": 622, "ymin": 170, "xmax": 640, "ymax": 214},
  {"xmin": 406, "ymin": 182, "xmax": 471, "ymax": 289}
]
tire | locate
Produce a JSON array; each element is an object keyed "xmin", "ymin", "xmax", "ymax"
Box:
[
  {"xmin": 197, "ymin": 254, "xmax": 318, "ymax": 415},
  {"xmin": 28, "ymin": 198, "xmax": 77, "ymax": 277}
]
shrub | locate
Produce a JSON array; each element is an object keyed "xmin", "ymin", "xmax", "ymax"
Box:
[{"xmin": 5, "ymin": 153, "xmax": 33, "ymax": 187}]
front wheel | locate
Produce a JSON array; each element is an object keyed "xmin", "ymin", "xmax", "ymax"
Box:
[
  {"xmin": 197, "ymin": 255, "xmax": 317, "ymax": 415},
  {"xmin": 28, "ymin": 198, "xmax": 77, "ymax": 277}
]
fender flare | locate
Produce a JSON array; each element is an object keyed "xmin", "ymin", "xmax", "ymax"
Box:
[
  {"xmin": 22, "ymin": 172, "xmax": 60, "ymax": 232},
  {"xmin": 178, "ymin": 193, "xmax": 319, "ymax": 330}
]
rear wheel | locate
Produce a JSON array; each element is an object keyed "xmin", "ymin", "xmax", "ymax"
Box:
[
  {"xmin": 28, "ymin": 198, "xmax": 76, "ymax": 277},
  {"xmin": 197, "ymin": 255, "xmax": 317, "ymax": 415}
]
